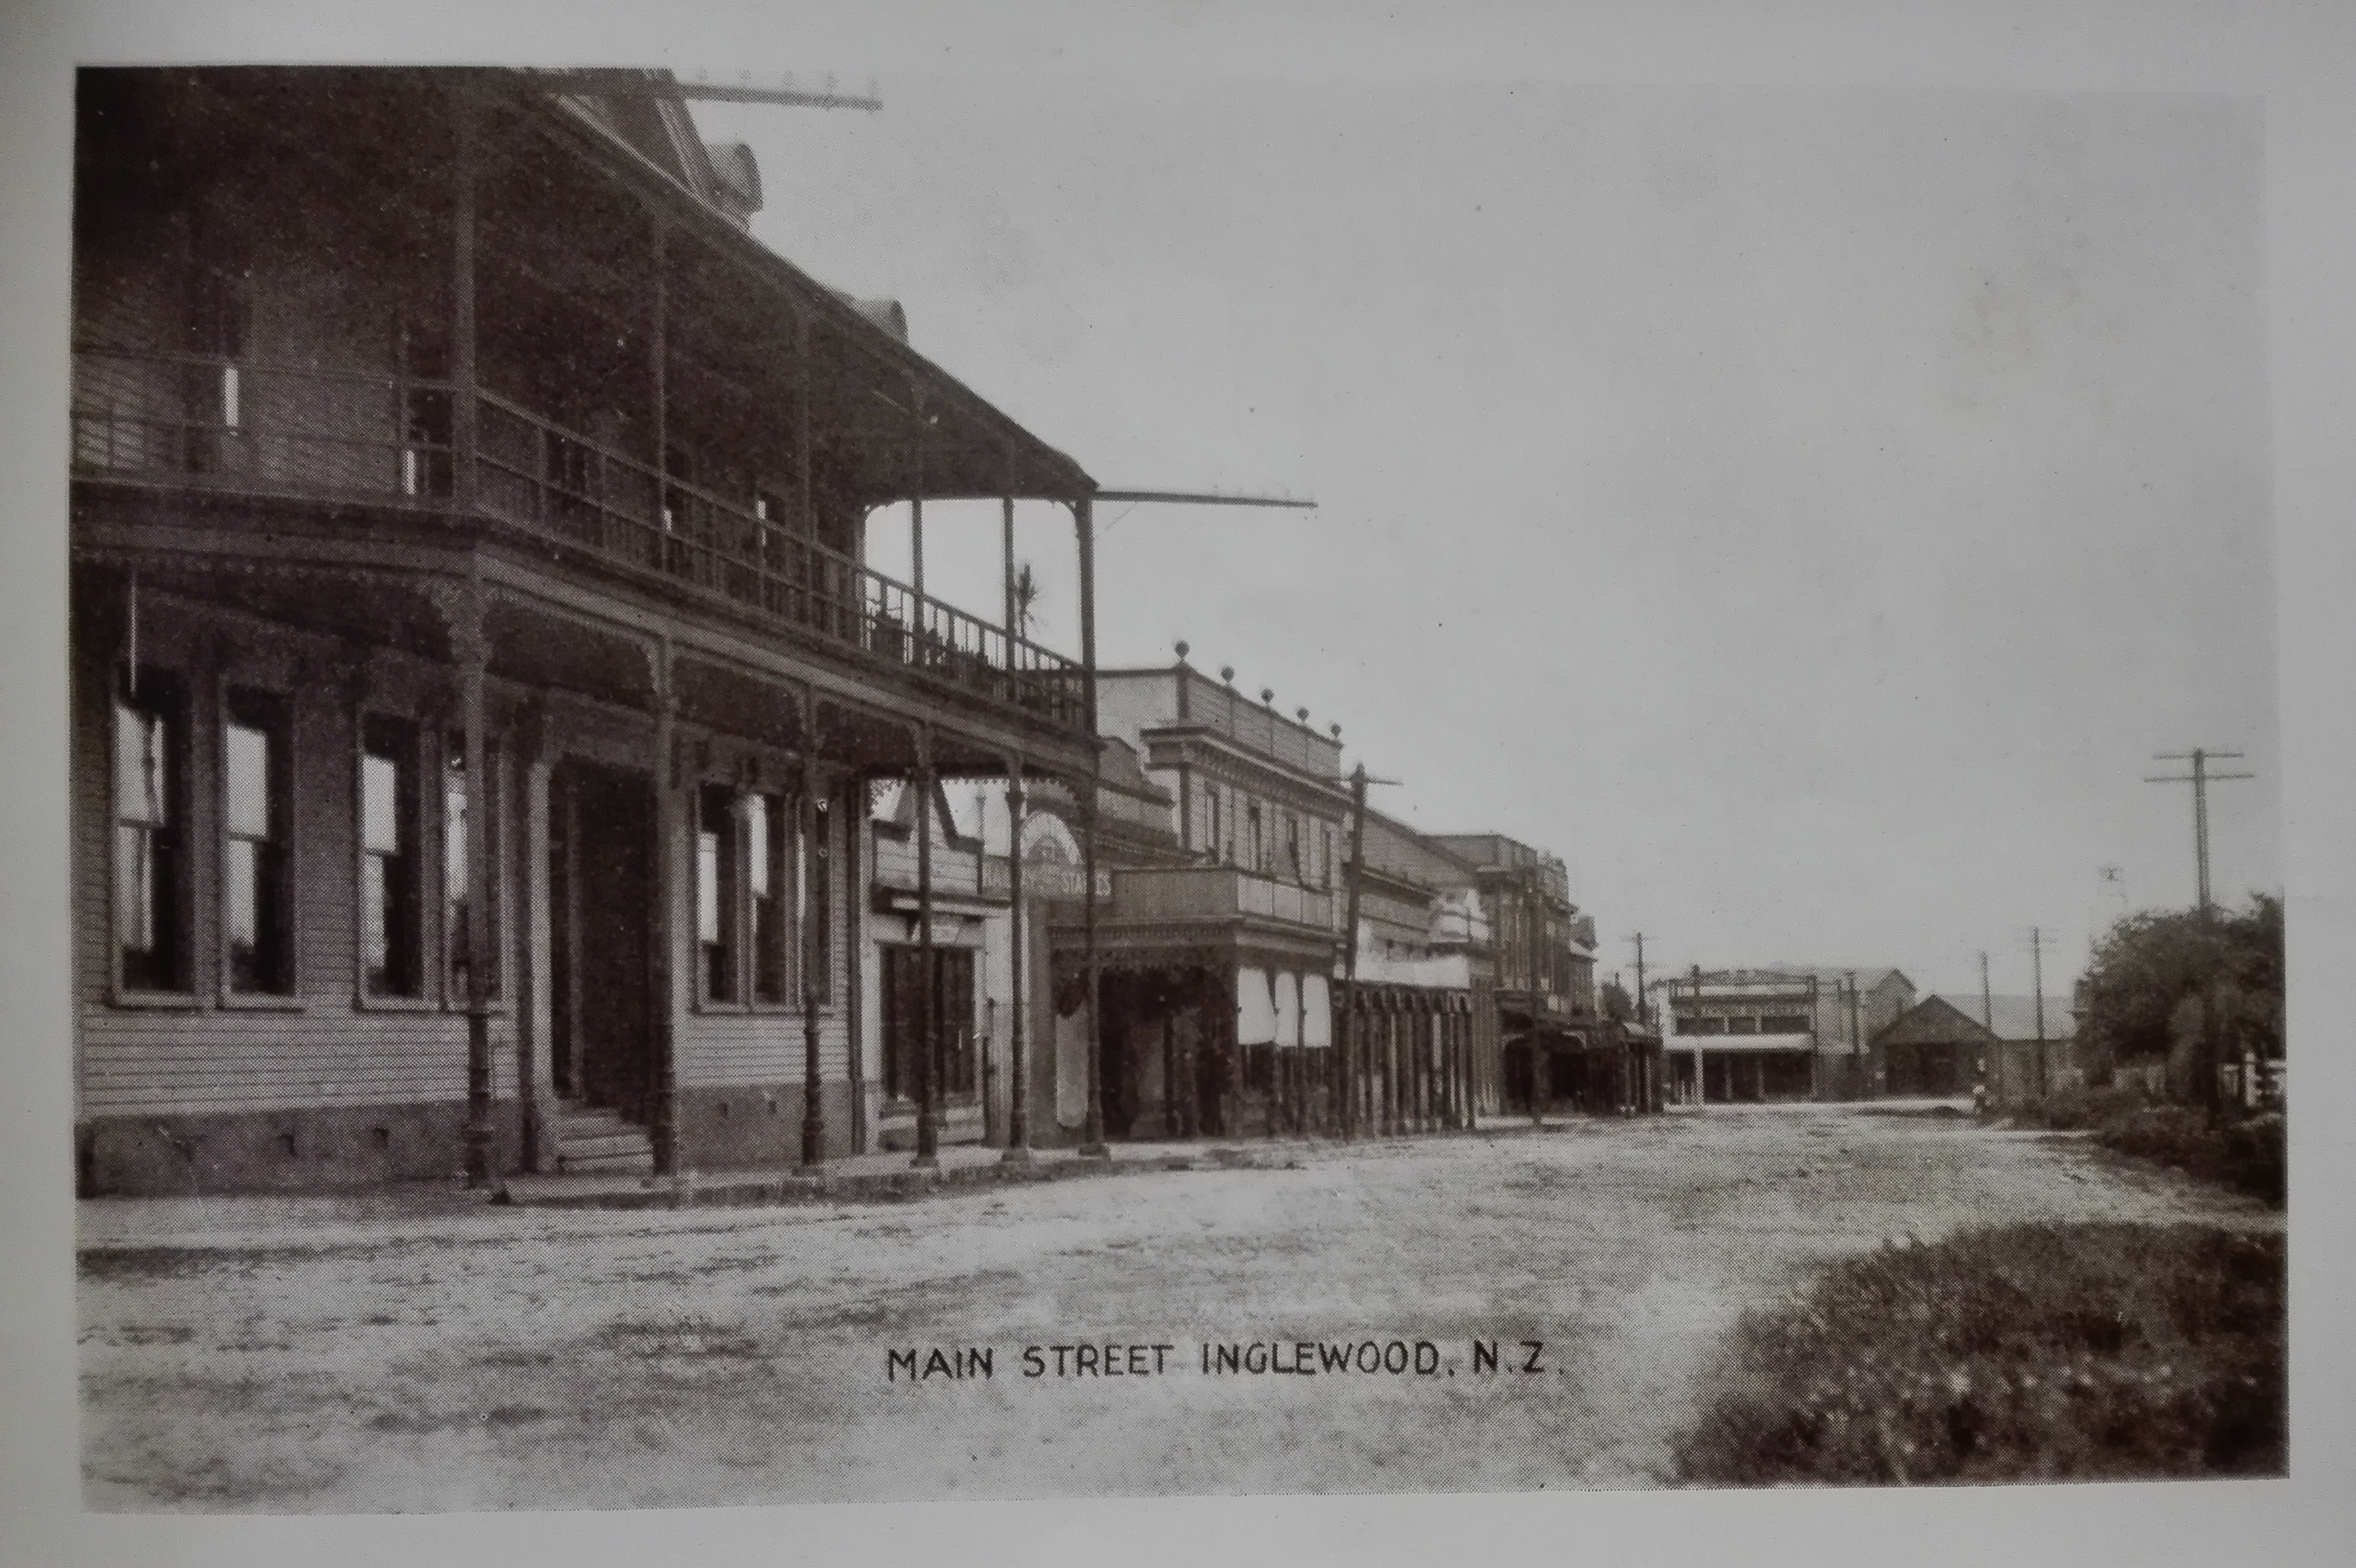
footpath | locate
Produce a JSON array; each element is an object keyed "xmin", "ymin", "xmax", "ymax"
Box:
[{"xmin": 74, "ymin": 1115, "xmax": 1615, "ymax": 1252}]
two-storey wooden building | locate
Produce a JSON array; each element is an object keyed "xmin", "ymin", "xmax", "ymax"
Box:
[
  {"xmin": 1653, "ymin": 965, "xmax": 1916, "ymax": 1103},
  {"xmin": 1050, "ymin": 660, "xmax": 1348, "ymax": 1138},
  {"xmin": 1343, "ymin": 807, "xmax": 1499, "ymax": 1134},
  {"xmin": 70, "ymin": 67, "xmax": 1107, "ymax": 1193},
  {"xmin": 1425, "ymin": 834, "xmax": 1611, "ymax": 1115}
]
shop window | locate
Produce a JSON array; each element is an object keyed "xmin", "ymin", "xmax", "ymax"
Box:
[
  {"xmin": 113, "ymin": 671, "xmax": 187, "ymax": 993},
  {"xmin": 222, "ymin": 690, "xmax": 292, "ymax": 995},
  {"xmin": 443, "ymin": 733, "xmax": 501, "ymax": 1002},
  {"xmin": 359, "ymin": 716, "xmax": 423, "ymax": 998},
  {"xmin": 880, "ymin": 945, "xmax": 977, "ymax": 1100},
  {"xmin": 698, "ymin": 784, "xmax": 739, "ymax": 1002},
  {"xmin": 750, "ymin": 791, "xmax": 795, "ymax": 1004},
  {"xmin": 804, "ymin": 792, "xmax": 832, "ymax": 1002}
]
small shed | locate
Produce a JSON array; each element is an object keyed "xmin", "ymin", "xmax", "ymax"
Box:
[{"xmin": 1874, "ymin": 994, "xmax": 2077, "ymax": 1102}]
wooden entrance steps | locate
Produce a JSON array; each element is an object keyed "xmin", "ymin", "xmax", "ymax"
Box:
[{"xmin": 553, "ymin": 1103, "xmax": 654, "ymax": 1174}]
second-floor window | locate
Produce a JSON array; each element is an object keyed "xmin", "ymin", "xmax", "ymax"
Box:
[
  {"xmin": 180, "ymin": 253, "xmax": 249, "ymax": 473},
  {"xmin": 397, "ymin": 315, "xmax": 453, "ymax": 498},
  {"xmin": 222, "ymin": 689, "xmax": 291, "ymax": 995}
]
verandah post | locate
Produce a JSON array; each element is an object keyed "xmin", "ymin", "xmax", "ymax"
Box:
[
  {"xmin": 913, "ymin": 728, "xmax": 939, "ymax": 1168},
  {"xmin": 799, "ymin": 728, "xmax": 827, "ymax": 1170},
  {"xmin": 449, "ymin": 84, "xmax": 478, "ymax": 517},
  {"xmin": 649, "ymin": 647, "xmax": 683, "ymax": 1174},
  {"xmin": 1076, "ymin": 492, "xmax": 1107, "ymax": 1157},
  {"xmin": 451, "ymin": 589, "xmax": 495, "ymax": 1188},
  {"xmin": 1002, "ymin": 760, "xmax": 1032, "ymax": 1163}
]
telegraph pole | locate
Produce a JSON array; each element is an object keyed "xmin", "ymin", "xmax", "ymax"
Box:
[
  {"xmin": 1337, "ymin": 763, "xmax": 1370, "ymax": 1140},
  {"xmin": 1979, "ymin": 950, "xmax": 1992, "ymax": 1030},
  {"xmin": 1328, "ymin": 761, "xmax": 1400, "ymax": 1139},
  {"xmin": 2144, "ymin": 751, "xmax": 2256, "ymax": 1119},
  {"xmin": 1689, "ymin": 964, "xmax": 1706, "ymax": 1108},
  {"xmin": 2030, "ymin": 926, "xmax": 2051, "ymax": 1099},
  {"xmin": 1846, "ymin": 969, "xmax": 1866, "ymax": 1099},
  {"xmin": 1628, "ymin": 934, "xmax": 1648, "ymax": 1028},
  {"xmin": 2144, "ymin": 749, "xmax": 2256, "ymax": 924}
]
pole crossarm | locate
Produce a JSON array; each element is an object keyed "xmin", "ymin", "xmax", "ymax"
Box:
[
  {"xmin": 1090, "ymin": 489, "xmax": 1318, "ymax": 509},
  {"xmin": 2144, "ymin": 746, "xmax": 2258, "ymax": 919},
  {"xmin": 521, "ymin": 69, "xmax": 884, "ymax": 112}
]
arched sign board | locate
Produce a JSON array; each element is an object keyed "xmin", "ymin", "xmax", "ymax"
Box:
[{"xmin": 1017, "ymin": 812, "xmax": 1105, "ymax": 899}]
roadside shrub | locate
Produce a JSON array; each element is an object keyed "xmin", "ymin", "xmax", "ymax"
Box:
[
  {"xmin": 2010, "ymin": 1088, "xmax": 2284, "ymax": 1206},
  {"xmin": 1674, "ymin": 1222, "xmax": 2284, "ymax": 1485},
  {"xmin": 2098, "ymin": 1108, "xmax": 2284, "ymax": 1206},
  {"xmin": 2006, "ymin": 1083, "xmax": 2150, "ymax": 1132}
]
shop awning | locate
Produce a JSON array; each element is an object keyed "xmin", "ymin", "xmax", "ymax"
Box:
[
  {"xmin": 1237, "ymin": 966, "xmax": 1278, "ymax": 1047},
  {"xmin": 1301, "ymin": 974, "xmax": 1333, "ymax": 1048}
]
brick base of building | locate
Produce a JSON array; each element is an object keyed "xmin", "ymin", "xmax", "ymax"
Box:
[
  {"xmin": 76, "ymin": 1100, "xmax": 526, "ymax": 1197},
  {"xmin": 78, "ymin": 1081, "xmax": 879, "ymax": 1196},
  {"xmin": 672, "ymin": 1082, "xmax": 861, "ymax": 1168}
]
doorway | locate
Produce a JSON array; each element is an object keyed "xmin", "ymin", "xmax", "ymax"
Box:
[{"xmin": 550, "ymin": 758, "xmax": 656, "ymax": 1122}]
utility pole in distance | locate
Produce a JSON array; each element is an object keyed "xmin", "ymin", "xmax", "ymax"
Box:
[
  {"xmin": 2144, "ymin": 749, "xmax": 2256, "ymax": 923},
  {"xmin": 2144, "ymin": 749, "xmax": 2253, "ymax": 1119},
  {"xmin": 1627, "ymin": 933, "xmax": 1649, "ymax": 1028},
  {"xmin": 2030, "ymin": 926, "xmax": 2053, "ymax": 1100},
  {"xmin": 1336, "ymin": 763, "xmax": 1371, "ymax": 1140},
  {"xmin": 1846, "ymin": 969, "xmax": 1866, "ymax": 1100},
  {"xmin": 1330, "ymin": 762, "xmax": 1398, "ymax": 1140}
]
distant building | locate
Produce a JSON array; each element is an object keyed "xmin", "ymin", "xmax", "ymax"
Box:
[
  {"xmin": 1346, "ymin": 807, "xmax": 1500, "ymax": 1132},
  {"xmin": 1052, "ymin": 662, "xmax": 1353, "ymax": 1138},
  {"xmin": 1423, "ymin": 835, "xmax": 1629, "ymax": 1115},
  {"xmin": 1874, "ymin": 993, "xmax": 2077, "ymax": 1105},
  {"xmin": 1652, "ymin": 966, "xmax": 1915, "ymax": 1103}
]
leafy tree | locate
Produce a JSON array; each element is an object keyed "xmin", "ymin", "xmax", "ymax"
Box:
[
  {"xmin": 1600, "ymin": 978, "xmax": 1636, "ymax": 1024},
  {"xmin": 2075, "ymin": 894, "xmax": 2282, "ymax": 1110}
]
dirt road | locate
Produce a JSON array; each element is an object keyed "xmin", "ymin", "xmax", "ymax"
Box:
[{"xmin": 77, "ymin": 1105, "xmax": 2275, "ymax": 1509}]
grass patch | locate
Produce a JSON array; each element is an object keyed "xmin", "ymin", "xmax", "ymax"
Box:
[
  {"xmin": 1674, "ymin": 1222, "xmax": 2283, "ymax": 1485},
  {"xmin": 2008, "ymin": 1087, "xmax": 2283, "ymax": 1206}
]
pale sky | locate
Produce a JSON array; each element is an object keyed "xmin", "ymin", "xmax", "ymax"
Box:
[{"xmin": 692, "ymin": 79, "xmax": 2276, "ymax": 1001}]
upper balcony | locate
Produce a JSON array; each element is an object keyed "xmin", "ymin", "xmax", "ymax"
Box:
[
  {"xmin": 1104, "ymin": 865, "xmax": 1336, "ymax": 933},
  {"xmin": 70, "ymin": 346, "xmax": 1088, "ymax": 732},
  {"xmin": 1100, "ymin": 665, "xmax": 1347, "ymax": 785},
  {"xmin": 70, "ymin": 69, "xmax": 1100, "ymax": 748}
]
